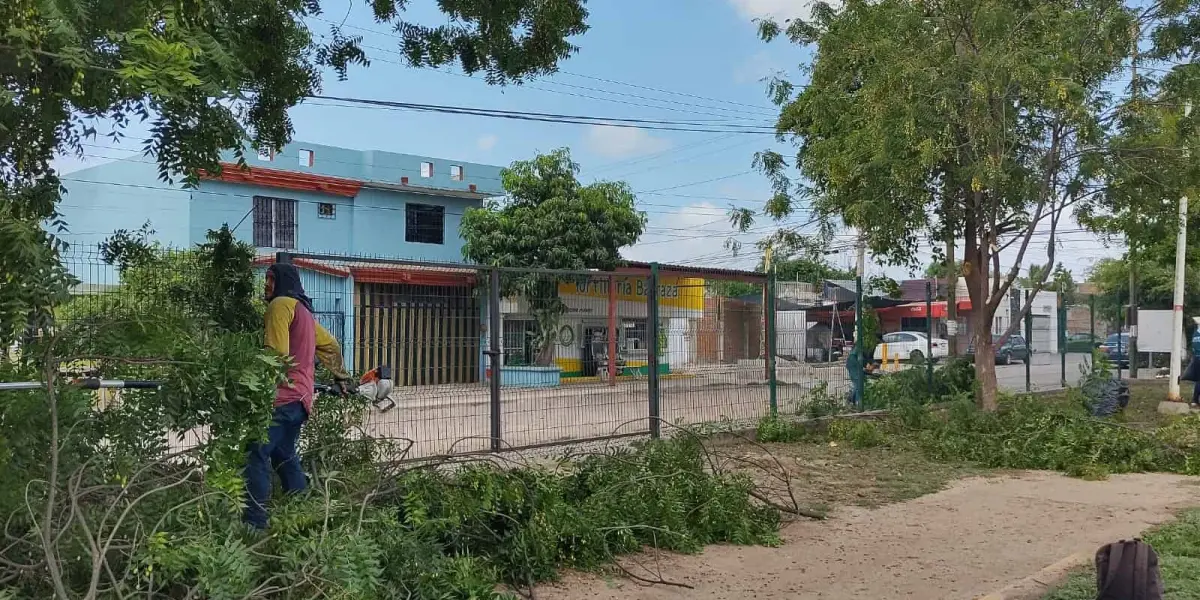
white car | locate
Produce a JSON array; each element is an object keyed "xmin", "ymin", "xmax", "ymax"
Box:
[{"xmin": 874, "ymin": 331, "xmax": 949, "ymax": 363}]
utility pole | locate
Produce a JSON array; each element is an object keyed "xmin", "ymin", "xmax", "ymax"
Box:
[
  {"xmin": 946, "ymin": 237, "xmax": 958, "ymax": 356},
  {"xmin": 1129, "ymin": 243, "xmax": 1139, "ymax": 378},
  {"xmin": 856, "ymin": 233, "xmax": 866, "ymax": 278},
  {"xmin": 1128, "ymin": 22, "xmax": 1141, "ymax": 379},
  {"xmin": 1167, "ymin": 101, "xmax": 1192, "ymax": 403}
]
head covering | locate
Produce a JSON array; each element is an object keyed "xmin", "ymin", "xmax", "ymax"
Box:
[{"xmin": 267, "ymin": 263, "xmax": 314, "ymax": 313}]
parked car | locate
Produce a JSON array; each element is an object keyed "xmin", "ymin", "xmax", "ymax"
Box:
[
  {"xmin": 965, "ymin": 334, "xmax": 1031, "ymax": 365},
  {"xmin": 1098, "ymin": 333, "xmax": 1130, "ymax": 367},
  {"xmin": 1065, "ymin": 332, "xmax": 1102, "ymax": 353},
  {"xmin": 873, "ymin": 331, "xmax": 949, "ymax": 363}
]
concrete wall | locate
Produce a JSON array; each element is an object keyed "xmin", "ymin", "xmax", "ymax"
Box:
[
  {"xmin": 57, "ymin": 140, "xmax": 506, "ymax": 264},
  {"xmin": 57, "ymin": 159, "xmax": 189, "ymax": 248},
  {"xmin": 232, "ymin": 141, "xmax": 504, "ymax": 197},
  {"xmin": 351, "ymin": 188, "xmax": 480, "ymax": 261},
  {"xmin": 190, "ymin": 180, "xmax": 354, "ymax": 252},
  {"xmin": 993, "ymin": 289, "xmax": 1059, "ymax": 354}
]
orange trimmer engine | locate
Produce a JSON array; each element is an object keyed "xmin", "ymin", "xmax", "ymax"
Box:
[{"xmin": 358, "ymin": 365, "xmax": 395, "ymax": 412}]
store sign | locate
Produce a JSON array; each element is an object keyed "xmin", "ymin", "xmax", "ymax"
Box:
[{"xmin": 557, "ymin": 276, "xmax": 704, "ymax": 311}]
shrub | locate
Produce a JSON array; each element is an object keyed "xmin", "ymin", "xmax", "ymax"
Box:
[
  {"xmin": 862, "ymin": 358, "xmax": 975, "ymax": 410},
  {"xmin": 3, "ymin": 433, "xmax": 783, "ymax": 598},
  {"xmin": 827, "ymin": 419, "xmax": 886, "ymax": 448},
  {"xmin": 756, "ymin": 414, "xmax": 809, "ymax": 443},
  {"xmin": 914, "ymin": 395, "xmax": 1176, "ymax": 478},
  {"xmin": 799, "ymin": 381, "xmax": 845, "ymax": 419}
]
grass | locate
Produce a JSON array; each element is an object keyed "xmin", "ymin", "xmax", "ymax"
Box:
[
  {"xmin": 1044, "ymin": 509, "xmax": 1200, "ymax": 600},
  {"xmin": 749, "ymin": 380, "xmax": 1194, "ymax": 513},
  {"xmin": 758, "ymin": 437, "xmax": 986, "ymax": 509},
  {"xmin": 1039, "ymin": 380, "xmax": 1189, "ymax": 431}
]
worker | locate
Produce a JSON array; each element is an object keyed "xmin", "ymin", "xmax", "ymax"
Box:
[
  {"xmin": 1189, "ymin": 324, "xmax": 1200, "ymax": 407},
  {"xmin": 244, "ymin": 262, "xmax": 353, "ymax": 530}
]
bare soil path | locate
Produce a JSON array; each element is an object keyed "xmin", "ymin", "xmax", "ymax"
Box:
[{"xmin": 539, "ymin": 472, "xmax": 1200, "ymax": 600}]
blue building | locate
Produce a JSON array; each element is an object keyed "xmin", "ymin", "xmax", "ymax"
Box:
[{"xmin": 57, "ymin": 141, "xmax": 505, "ymax": 384}]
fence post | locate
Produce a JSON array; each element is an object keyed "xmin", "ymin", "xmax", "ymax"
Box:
[
  {"xmin": 647, "ymin": 263, "xmax": 661, "ymax": 438},
  {"xmin": 766, "ymin": 272, "xmax": 778, "ymax": 416},
  {"xmin": 1089, "ymin": 294, "xmax": 1096, "ymax": 342},
  {"xmin": 1024, "ymin": 289, "xmax": 1032, "ymax": 393},
  {"xmin": 853, "ymin": 276, "xmax": 864, "ymax": 406},
  {"xmin": 607, "ymin": 274, "xmax": 617, "ymax": 385},
  {"xmin": 1059, "ymin": 292, "xmax": 1067, "ymax": 388},
  {"xmin": 1116, "ymin": 298, "xmax": 1124, "ymax": 380},
  {"xmin": 926, "ymin": 281, "xmax": 933, "ymax": 396},
  {"xmin": 487, "ymin": 268, "xmax": 502, "ymax": 452}
]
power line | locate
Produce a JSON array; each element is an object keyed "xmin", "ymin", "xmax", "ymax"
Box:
[
  {"xmin": 309, "ymin": 16, "xmax": 778, "ymax": 118},
  {"xmin": 307, "ymin": 96, "xmax": 778, "ymax": 134},
  {"xmin": 557, "ymin": 71, "xmax": 778, "ymax": 115},
  {"xmin": 637, "ymin": 170, "xmax": 755, "ymax": 194}
]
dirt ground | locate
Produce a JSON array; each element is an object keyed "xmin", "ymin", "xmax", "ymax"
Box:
[{"xmin": 538, "ymin": 471, "xmax": 1200, "ymax": 600}]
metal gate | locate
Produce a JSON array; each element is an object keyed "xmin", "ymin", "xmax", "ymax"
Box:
[
  {"xmin": 314, "ymin": 311, "xmax": 345, "ymax": 347},
  {"xmin": 354, "ymin": 282, "xmax": 480, "ymax": 386},
  {"xmin": 1031, "ymin": 315, "xmax": 1053, "ymax": 353}
]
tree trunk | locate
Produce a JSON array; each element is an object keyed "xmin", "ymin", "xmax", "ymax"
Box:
[
  {"xmin": 972, "ymin": 324, "xmax": 999, "ymax": 411},
  {"xmin": 536, "ymin": 339, "xmax": 557, "ymax": 366},
  {"xmin": 963, "ymin": 216, "xmax": 999, "ymax": 412}
]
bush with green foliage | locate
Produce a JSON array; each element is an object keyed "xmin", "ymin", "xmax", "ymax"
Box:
[
  {"xmin": 914, "ymin": 395, "xmax": 1176, "ymax": 479},
  {"xmin": 2, "ymin": 427, "xmax": 781, "ymax": 598},
  {"xmin": 862, "ymin": 358, "xmax": 975, "ymax": 410}
]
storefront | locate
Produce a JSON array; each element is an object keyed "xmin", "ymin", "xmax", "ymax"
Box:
[{"xmin": 499, "ymin": 275, "xmax": 705, "ymax": 377}]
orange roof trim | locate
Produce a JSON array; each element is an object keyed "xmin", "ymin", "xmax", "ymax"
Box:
[
  {"xmin": 201, "ymin": 162, "xmax": 362, "ymax": 197},
  {"xmin": 253, "ymin": 256, "xmax": 476, "ymax": 287}
]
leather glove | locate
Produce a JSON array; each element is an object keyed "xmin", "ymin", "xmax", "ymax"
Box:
[{"xmin": 333, "ymin": 379, "xmax": 356, "ymax": 397}]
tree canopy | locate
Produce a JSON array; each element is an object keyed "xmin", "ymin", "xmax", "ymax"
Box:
[
  {"xmin": 0, "ymin": 0, "xmax": 590, "ymax": 347},
  {"xmin": 741, "ymin": 0, "xmax": 1134, "ymax": 409},
  {"xmin": 1019, "ymin": 262, "xmax": 1078, "ymax": 305},
  {"xmin": 460, "ymin": 148, "xmax": 646, "ymax": 365}
]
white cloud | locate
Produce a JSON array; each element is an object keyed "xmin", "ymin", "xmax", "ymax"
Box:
[
  {"xmin": 622, "ymin": 203, "xmax": 766, "ymax": 269},
  {"xmin": 476, "ymin": 134, "xmax": 498, "ymax": 151},
  {"xmin": 734, "ymin": 51, "xmax": 783, "ymax": 85},
  {"xmin": 584, "ymin": 125, "xmax": 672, "ymax": 159},
  {"xmin": 727, "ymin": 0, "xmax": 841, "ymax": 21}
]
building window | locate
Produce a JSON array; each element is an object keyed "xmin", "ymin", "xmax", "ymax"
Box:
[
  {"xmin": 256, "ymin": 148, "xmax": 274, "ymax": 161},
  {"xmin": 450, "ymin": 165, "xmax": 464, "ymax": 181},
  {"xmin": 420, "ymin": 161, "xmax": 434, "ymax": 178},
  {"xmin": 318, "ymin": 202, "xmax": 336, "ymax": 219},
  {"xmin": 253, "ymin": 196, "xmax": 297, "ymax": 249},
  {"xmin": 298, "ymin": 149, "xmax": 314, "ymax": 167},
  {"xmin": 405, "ymin": 203, "xmax": 444, "ymax": 245},
  {"xmin": 503, "ymin": 319, "xmax": 537, "ymax": 366}
]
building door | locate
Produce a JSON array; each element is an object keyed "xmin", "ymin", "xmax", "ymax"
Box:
[
  {"xmin": 581, "ymin": 326, "xmax": 608, "ymax": 377},
  {"xmin": 354, "ymin": 282, "xmax": 480, "ymax": 385},
  {"xmin": 1030, "ymin": 315, "xmax": 1053, "ymax": 353}
]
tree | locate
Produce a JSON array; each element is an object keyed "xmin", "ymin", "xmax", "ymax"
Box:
[
  {"xmin": 924, "ymin": 260, "xmax": 963, "ymax": 281},
  {"xmin": 739, "ymin": 0, "xmax": 1132, "ymax": 410},
  {"xmin": 773, "ymin": 254, "xmax": 855, "ymax": 283},
  {"xmin": 460, "ymin": 149, "xmax": 646, "ymax": 366},
  {"xmin": 0, "ymin": 0, "xmax": 590, "ymax": 349},
  {"xmin": 1018, "ymin": 262, "xmax": 1077, "ymax": 306}
]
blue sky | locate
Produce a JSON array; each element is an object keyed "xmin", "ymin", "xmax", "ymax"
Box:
[{"xmin": 58, "ymin": 0, "xmax": 1122, "ymax": 281}]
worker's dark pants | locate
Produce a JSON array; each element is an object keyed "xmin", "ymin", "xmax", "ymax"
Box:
[
  {"xmin": 243, "ymin": 401, "xmax": 309, "ymax": 529},
  {"xmin": 1193, "ymin": 379, "xmax": 1200, "ymax": 406}
]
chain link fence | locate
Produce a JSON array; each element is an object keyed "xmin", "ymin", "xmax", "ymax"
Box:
[{"xmin": 24, "ymin": 245, "xmax": 1174, "ymax": 459}]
